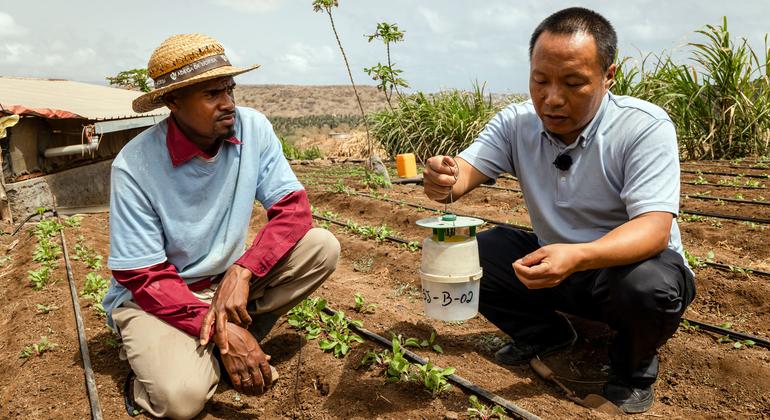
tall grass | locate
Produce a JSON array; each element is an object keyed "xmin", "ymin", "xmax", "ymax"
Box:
[
  {"xmin": 369, "ymin": 83, "xmax": 501, "ymax": 161},
  {"xmin": 612, "ymin": 18, "xmax": 770, "ymax": 160}
]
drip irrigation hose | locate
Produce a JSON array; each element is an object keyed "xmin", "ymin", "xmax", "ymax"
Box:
[
  {"xmin": 682, "ymin": 181, "xmax": 769, "ymax": 190},
  {"xmin": 680, "ymin": 209, "xmax": 770, "ymax": 225},
  {"xmin": 684, "ymin": 319, "xmax": 770, "ymax": 349},
  {"xmin": 320, "ymin": 307, "xmax": 542, "ymax": 420},
  {"xmin": 681, "ymin": 169, "xmax": 770, "ymax": 179},
  {"xmin": 10, "ymin": 209, "xmax": 54, "ymax": 236},
  {"xmin": 681, "ymin": 162, "xmax": 770, "ymax": 171},
  {"xmin": 53, "ymin": 207, "xmax": 103, "ymax": 420},
  {"xmin": 685, "ymin": 194, "xmax": 770, "ymax": 207},
  {"xmin": 313, "ymin": 192, "xmax": 770, "ymax": 349}
]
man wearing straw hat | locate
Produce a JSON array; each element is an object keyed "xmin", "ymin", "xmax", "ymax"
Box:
[
  {"xmin": 102, "ymin": 33, "xmax": 340, "ymax": 419},
  {"xmin": 423, "ymin": 7, "xmax": 695, "ymax": 414}
]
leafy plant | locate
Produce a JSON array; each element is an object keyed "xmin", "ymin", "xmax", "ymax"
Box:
[
  {"xmin": 63, "ymin": 216, "xmax": 83, "ymax": 228},
  {"xmin": 32, "ymin": 238, "xmax": 62, "ymax": 264},
  {"xmin": 353, "ymin": 292, "xmax": 376, "ymax": 314},
  {"xmin": 73, "ymin": 241, "xmax": 103, "ymax": 270},
  {"xmin": 360, "ymin": 336, "xmax": 412, "ymax": 383},
  {"xmin": 679, "ymin": 319, "xmax": 701, "ymax": 333},
  {"xmin": 28, "ymin": 266, "xmax": 52, "ymax": 290},
  {"xmin": 32, "ymin": 219, "xmax": 64, "ymax": 239},
  {"xmin": 19, "ymin": 336, "xmax": 57, "ymax": 359},
  {"xmin": 717, "ymin": 334, "xmax": 756, "ymax": 349},
  {"xmin": 81, "ymin": 272, "xmax": 109, "ymax": 316},
  {"xmin": 288, "ymin": 297, "xmax": 364, "ymax": 357},
  {"xmin": 352, "ymin": 256, "xmax": 374, "ymax": 273},
  {"xmin": 468, "ymin": 395, "xmax": 510, "ymax": 420},
  {"xmin": 401, "ymin": 330, "xmax": 443, "ymax": 354},
  {"xmin": 410, "ymin": 359, "xmax": 455, "ymax": 396}
]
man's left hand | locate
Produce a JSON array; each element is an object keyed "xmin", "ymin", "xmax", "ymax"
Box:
[
  {"xmin": 512, "ymin": 243, "xmax": 584, "ymax": 289},
  {"xmin": 199, "ymin": 264, "xmax": 253, "ymax": 352}
]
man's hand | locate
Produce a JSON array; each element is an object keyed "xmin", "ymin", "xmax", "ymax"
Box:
[
  {"xmin": 220, "ymin": 322, "xmax": 274, "ymax": 395},
  {"xmin": 513, "ymin": 243, "xmax": 586, "ymax": 289},
  {"xmin": 200, "ymin": 264, "xmax": 253, "ymax": 352},
  {"xmin": 423, "ymin": 155, "xmax": 459, "ymax": 202}
]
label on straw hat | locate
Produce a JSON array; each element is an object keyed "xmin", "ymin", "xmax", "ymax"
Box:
[{"xmin": 153, "ymin": 54, "xmax": 231, "ymax": 88}]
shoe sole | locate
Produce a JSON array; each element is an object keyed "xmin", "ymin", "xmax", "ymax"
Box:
[
  {"xmin": 494, "ymin": 315, "xmax": 578, "ymax": 365},
  {"xmin": 617, "ymin": 389, "xmax": 655, "ymax": 414}
]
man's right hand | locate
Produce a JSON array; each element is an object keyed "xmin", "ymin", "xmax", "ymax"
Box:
[
  {"xmin": 423, "ymin": 155, "xmax": 459, "ymax": 202},
  {"xmin": 220, "ymin": 322, "xmax": 274, "ymax": 395}
]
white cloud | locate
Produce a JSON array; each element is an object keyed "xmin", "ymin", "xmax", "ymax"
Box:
[
  {"xmin": 470, "ymin": 4, "xmax": 531, "ymax": 30},
  {"xmin": 0, "ymin": 12, "xmax": 26, "ymax": 37},
  {"xmin": 455, "ymin": 40, "xmax": 479, "ymax": 50},
  {"xmin": 0, "ymin": 43, "xmax": 32, "ymax": 64},
  {"xmin": 277, "ymin": 43, "xmax": 334, "ymax": 74},
  {"xmin": 419, "ymin": 7, "xmax": 450, "ymax": 34},
  {"xmin": 211, "ymin": 0, "xmax": 283, "ymax": 13}
]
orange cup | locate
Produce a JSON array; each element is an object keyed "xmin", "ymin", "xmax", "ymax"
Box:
[{"xmin": 396, "ymin": 153, "xmax": 417, "ymax": 177}]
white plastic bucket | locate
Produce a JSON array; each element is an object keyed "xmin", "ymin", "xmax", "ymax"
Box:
[{"xmin": 419, "ymin": 236, "xmax": 483, "ymax": 321}]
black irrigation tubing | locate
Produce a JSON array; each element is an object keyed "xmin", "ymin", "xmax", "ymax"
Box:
[
  {"xmin": 318, "ymin": 205, "xmax": 770, "ymax": 363},
  {"xmin": 684, "ymin": 319, "xmax": 770, "ymax": 349},
  {"xmin": 53, "ymin": 207, "xmax": 104, "ymax": 420},
  {"xmin": 320, "ymin": 307, "xmax": 541, "ymax": 420},
  {"xmin": 10, "ymin": 209, "xmax": 54, "ymax": 236},
  {"xmin": 686, "ymin": 194, "xmax": 770, "ymax": 207},
  {"xmin": 681, "ymin": 181, "xmax": 769, "ymax": 190},
  {"xmin": 311, "ymin": 213, "xmax": 414, "ymax": 246},
  {"xmin": 681, "ymin": 169, "xmax": 770, "ymax": 179},
  {"xmin": 681, "ymin": 162, "xmax": 770, "ymax": 171},
  {"xmin": 680, "ymin": 209, "xmax": 770, "ymax": 225},
  {"xmin": 319, "ymin": 188, "xmax": 770, "ymax": 280}
]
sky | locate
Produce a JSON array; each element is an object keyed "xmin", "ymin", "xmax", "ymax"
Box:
[{"xmin": 1, "ymin": 0, "xmax": 768, "ymax": 94}]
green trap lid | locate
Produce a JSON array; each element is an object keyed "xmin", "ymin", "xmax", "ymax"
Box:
[{"xmin": 416, "ymin": 215, "xmax": 485, "ymax": 229}]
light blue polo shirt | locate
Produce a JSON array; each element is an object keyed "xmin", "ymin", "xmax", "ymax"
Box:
[
  {"xmin": 459, "ymin": 92, "xmax": 686, "ymax": 262},
  {"xmin": 102, "ymin": 106, "xmax": 303, "ymax": 327}
]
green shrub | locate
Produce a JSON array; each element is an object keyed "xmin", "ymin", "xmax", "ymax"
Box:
[{"xmin": 369, "ymin": 82, "xmax": 500, "ymax": 161}]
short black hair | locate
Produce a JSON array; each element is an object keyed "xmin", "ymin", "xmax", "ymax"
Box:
[{"xmin": 529, "ymin": 7, "xmax": 617, "ymax": 71}]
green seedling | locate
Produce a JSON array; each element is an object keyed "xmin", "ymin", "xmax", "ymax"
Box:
[
  {"xmin": 693, "ymin": 175, "xmax": 708, "ymax": 185},
  {"xmin": 401, "ymin": 330, "xmax": 443, "ymax": 354},
  {"xmin": 35, "ymin": 303, "xmax": 58, "ymax": 314},
  {"xmin": 81, "ymin": 272, "xmax": 109, "ymax": 316},
  {"xmin": 467, "ymin": 395, "xmax": 510, "ymax": 420},
  {"xmin": 717, "ymin": 334, "xmax": 756, "ymax": 349},
  {"xmin": 684, "ymin": 249, "xmax": 705, "ymax": 268},
  {"xmin": 63, "ymin": 216, "xmax": 83, "ymax": 228},
  {"xmin": 32, "ymin": 219, "xmax": 64, "ymax": 239},
  {"xmin": 32, "ymin": 238, "xmax": 62, "ymax": 263},
  {"xmin": 353, "ymin": 292, "xmax": 376, "ymax": 314},
  {"xmin": 401, "ymin": 241, "xmax": 421, "ymax": 252},
  {"xmin": 410, "ymin": 359, "xmax": 455, "ymax": 396},
  {"xmin": 73, "ymin": 241, "xmax": 103, "ymax": 270},
  {"xmin": 679, "ymin": 319, "xmax": 700, "ymax": 333},
  {"xmin": 28, "ymin": 266, "xmax": 52, "ymax": 290},
  {"xmin": 20, "ymin": 336, "xmax": 57, "ymax": 359},
  {"xmin": 317, "ymin": 309, "xmax": 364, "ymax": 358},
  {"xmin": 392, "ymin": 282, "xmax": 420, "ymax": 299},
  {"xmin": 360, "ymin": 337, "xmax": 411, "ymax": 383}
]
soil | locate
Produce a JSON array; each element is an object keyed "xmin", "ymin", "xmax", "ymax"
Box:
[{"xmin": 1, "ymin": 160, "xmax": 769, "ymax": 419}]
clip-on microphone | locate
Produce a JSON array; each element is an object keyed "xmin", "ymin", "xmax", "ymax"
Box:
[{"xmin": 553, "ymin": 153, "xmax": 573, "ymax": 171}]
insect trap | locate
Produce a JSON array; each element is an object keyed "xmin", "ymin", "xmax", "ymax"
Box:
[{"xmin": 417, "ymin": 214, "xmax": 484, "ymax": 321}]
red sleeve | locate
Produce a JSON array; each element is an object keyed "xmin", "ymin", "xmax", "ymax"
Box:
[
  {"xmin": 112, "ymin": 262, "xmax": 211, "ymax": 338},
  {"xmin": 235, "ymin": 189, "xmax": 313, "ymax": 278}
]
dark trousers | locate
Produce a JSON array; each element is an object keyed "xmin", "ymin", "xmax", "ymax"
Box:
[{"xmin": 477, "ymin": 226, "xmax": 696, "ymax": 387}]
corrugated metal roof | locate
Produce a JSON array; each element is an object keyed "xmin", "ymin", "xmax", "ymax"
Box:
[{"xmin": 0, "ymin": 77, "xmax": 168, "ymax": 120}]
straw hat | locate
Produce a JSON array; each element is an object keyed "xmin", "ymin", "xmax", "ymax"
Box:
[{"xmin": 132, "ymin": 33, "xmax": 259, "ymax": 113}]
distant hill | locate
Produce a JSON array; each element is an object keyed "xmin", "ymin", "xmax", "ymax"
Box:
[{"xmin": 235, "ymin": 84, "xmax": 387, "ymax": 118}]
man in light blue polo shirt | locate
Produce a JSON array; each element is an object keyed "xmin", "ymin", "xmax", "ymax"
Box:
[{"xmin": 423, "ymin": 7, "xmax": 695, "ymax": 414}]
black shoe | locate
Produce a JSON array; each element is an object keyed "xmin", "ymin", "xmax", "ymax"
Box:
[
  {"xmin": 603, "ymin": 381, "xmax": 654, "ymax": 414},
  {"xmin": 494, "ymin": 315, "xmax": 577, "ymax": 365},
  {"xmin": 123, "ymin": 370, "xmax": 144, "ymax": 417}
]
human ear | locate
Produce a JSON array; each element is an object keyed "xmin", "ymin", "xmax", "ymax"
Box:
[{"xmin": 604, "ymin": 63, "xmax": 617, "ymax": 90}]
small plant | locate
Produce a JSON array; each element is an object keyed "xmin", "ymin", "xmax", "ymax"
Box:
[
  {"xmin": 32, "ymin": 238, "xmax": 62, "ymax": 264},
  {"xmin": 73, "ymin": 241, "xmax": 103, "ymax": 270},
  {"xmin": 63, "ymin": 216, "xmax": 83, "ymax": 228},
  {"xmin": 288, "ymin": 297, "xmax": 364, "ymax": 358},
  {"xmin": 392, "ymin": 282, "xmax": 420, "ymax": 299},
  {"xmin": 20, "ymin": 336, "xmax": 57, "ymax": 359},
  {"xmin": 401, "ymin": 241, "xmax": 421, "ymax": 252},
  {"xmin": 679, "ymin": 319, "xmax": 700, "ymax": 333},
  {"xmin": 717, "ymin": 334, "xmax": 756, "ymax": 349},
  {"xmin": 32, "ymin": 219, "xmax": 64, "ymax": 239},
  {"xmin": 81, "ymin": 272, "xmax": 109, "ymax": 316},
  {"xmin": 353, "ymin": 292, "xmax": 377, "ymax": 314},
  {"xmin": 684, "ymin": 249, "xmax": 705, "ymax": 268},
  {"xmin": 410, "ymin": 359, "xmax": 455, "ymax": 396},
  {"xmin": 468, "ymin": 395, "xmax": 510, "ymax": 420},
  {"xmin": 397, "ymin": 330, "xmax": 444, "ymax": 354},
  {"xmin": 28, "ymin": 266, "xmax": 53, "ymax": 290},
  {"xmin": 360, "ymin": 336, "xmax": 412, "ymax": 383},
  {"xmin": 35, "ymin": 303, "xmax": 58, "ymax": 314}
]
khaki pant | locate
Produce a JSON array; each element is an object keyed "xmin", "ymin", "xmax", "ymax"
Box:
[{"xmin": 113, "ymin": 228, "xmax": 340, "ymax": 419}]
